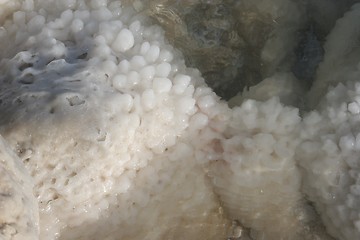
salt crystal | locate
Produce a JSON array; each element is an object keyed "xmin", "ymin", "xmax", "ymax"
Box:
[{"xmin": 112, "ymin": 28, "xmax": 134, "ymax": 52}]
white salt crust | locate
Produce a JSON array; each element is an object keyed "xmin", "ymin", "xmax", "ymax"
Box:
[
  {"xmin": 0, "ymin": 135, "xmax": 39, "ymax": 240},
  {"xmin": 299, "ymin": 81, "xmax": 360, "ymax": 240},
  {"xmin": 297, "ymin": 5, "xmax": 360, "ymax": 240},
  {"xmin": 0, "ymin": 1, "xmax": 229, "ymax": 239},
  {"xmin": 0, "ymin": 1, "xmax": 359, "ymax": 240},
  {"xmin": 208, "ymin": 98, "xmax": 304, "ymax": 240},
  {"xmin": 308, "ymin": 3, "xmax": 360, "ymax": 107}
]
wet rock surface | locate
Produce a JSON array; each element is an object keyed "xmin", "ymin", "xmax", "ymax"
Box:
[
  {"xmin": 131, "ymin": 0, "xmax": 305, "ymax": 99},
  {"xmin": 130, "ymin": 0, "xmax": 360, "ymax": 101}
]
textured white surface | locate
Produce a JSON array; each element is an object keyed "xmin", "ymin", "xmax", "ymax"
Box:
[
  {"xmin": 0, "ymin": 0, "xmax": 229, "ymax": 239},
  {"xmin": 299, "ymin": 81, "xmax": 360, "ymax": 240},
  {"xmin": 0, "ymin": 135, "xmax": 38, "ymax": 240},
  {"xmin": 1, "ymin": 1, "xmax": 360, "ymax": 240},
  {"xmin": 208, "ymin": 97, "xmax": 304, "ymax": 239},
  {"xmin": 308, "ymin": 3, "xmax": 360, "ymax": 107},
  {"xmin": 298, "ymin": 4, "xmax": 360, "ymax": 240}
]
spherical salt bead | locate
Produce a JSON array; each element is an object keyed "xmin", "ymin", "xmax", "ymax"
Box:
[
  {"xmin": 94, "ymin": 45, "xmax": 111, "ymax": 59},
  {"xmin": 176, "ymin": 97, "xmax": 196, "ymax": 115},
  {"xmin": 153, "ymin": 78, "xmax": 172, "ymax": 93},
  {"xmin": 169, "ymin": 63, "xmax": 182, "ymax": 76},
  {"xmin": 174, "ymin": 74, "xmax": 191, "ymax": 86},
  {"xmin": 175, "ymin": 114, "xmax": 190, "ymax": 131},
  {"xmin": 194, "ymin": 86, "xmax": 214, "ymax": 98},
  {"xmin": 173, "ymin": 74, "xmax": 191, "ymax": 94},
  {"xmin": 163, "ymin": 134, "xmax": 177, "ymax": 150},
  {"xmin": 74, "ymin": 10, "xmax": 90, "ymax": 21},
  {"xmin": 118, "ymin": 60, "xmax": 130, "ymax": 73},
  {"xmin": 139, "ymin": 66, "xmax": 155, "ymax": 81},
  {"xmin": 13, "ymin": 11, "xmax": 26, "ymax": 25},
  {"xmin": 155, "ymin": 62, "xmax": 171, "ymax": 77},
  {"xmin": 129, "ymin": 20, "xmax": 141, "ymax": 34},
  {"xmin": 85, "ymin": 20, "xmax": 99, "ymax": 35},
  {"xmin": 43, "ymin": 37, "xmax": 57, "ymax": 48},
  {"xmin": 112, "ymin": 74, "xmax": 128, "ymax": 91},
  {"xmin": 71, "ymin": 18, "xmax": 84, "ymax": 33},
  {"xmin": 15, "ymin": 31, "xmax": 28, "ymax": 44},
  {"xmin": 101, "ymin": 60, "xmax": 117, "ymax": 76},
  {"xmin": 92, "ymin": 8, "xmax": 112, "ymax": 21},
  {"xmin": 189, "ymin": 113, "xmax": 209, "ymax": 130},
  {"xmin": 56, "ymin": 0, "xmax": 76, "ymax": 9},
  {"xmin": 198, "ymin": 95, "xmax": 216, "ymax": 111},
  {"xmin": 39, "ymin": 8, "xmax": 47, "ymax": 16},
  {"xmin": 140, "ymin": 42, "xmax": 150, "ymax": 55},
  {"xmin": 159, "ymin": 108, "xmax": 174, "ymax": 122},
  {"xmin": 339, "ymin": 135, "xmax": 356, "ymax": 152},
  {"xmin": 90, "ymin": 0, "xmax": 107, "ymax": 9},
  {"xmin": 119, "ymin": 6, "xmax": 137, "ymax": 23},
  {"xmin": 119, "ymin": 94, "xmax": 133, "ymax": 112},
  {"xmin": 127, "ymin": 71, "xmax": 140, "ymax": 86},
  {"xmin": 170, "ymin": 143, "xmax": 193, "ymax": 162},
  {"xmin": 112, "ymin": 28, "xmax": 134, "ymax": 52},
  {"xmin": 159, "ymin": 49, "xmax": 174, "ymax": 62},
  {"xmin": 348, "ymin": 102, "xmax": 360, "ymax": 115},
  {"xmin": 60, "ymin": 9, "xmax": 74, "ymax": 24},
  {"xmin": 142, "ymin": 89, "xmax": 156, "ymax": 110},
  {"xmin": 253, "ymin": 133, "xmax": 274, "ymax": 154},
  {"xmin": 242, "ymin": 99, "xmax": 257, "ymax": 112},
  {"xmin": 112, "ymin": 20, "xmax": 124, "ymax": 29},
  {"xmin": 143, "ymin": 25, "xmax": 163, "ymax": 40},
  {"xmin": 145, "ymin": 45, "xmax": 160, "ymax": 63},
  {"xmin": 109, "ymin": 1, "xmax": 122, "ymax": 16},
  {"xmin": 98, "ymin": 23, "xmax": 115, "ymax": 44},
  {"xmin": 27, "ymin": 15, "xmax": 45, "ymax": 34},
  {"xmin": 109, "ymin": 1, "xmax": 122, "ymax": 9},
  {"xmin": 130, "ymin": 55, "xmax": 146, "ymax": 70},
  {"xmin": 22, "ymin": 0, "xmax": 34, "ymax": 11},
  {"xmin": 52, "ymin": 43, "xmax": 66, "ymax": 58}
]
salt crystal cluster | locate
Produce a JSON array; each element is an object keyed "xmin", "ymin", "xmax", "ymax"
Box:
[
  {"xmin": 1, "ymin": 1, "xmax": 360, "ymax": 240},
  {"xmin": 208, "ymin": 97, "xmax": 305, "ymax": 239},
  {"xmin": 298, "ymin": 4, "xmax": 360, "ymax": 240},
  {"xmin": 0, "ymin": 0, "xmax": 228, "ymax": 239}
]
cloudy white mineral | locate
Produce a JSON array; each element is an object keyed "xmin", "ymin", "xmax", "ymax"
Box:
[
  {"xmin": 0, "ymin": 135, "xmax": 38, "ymax": 240},
  {"xmin": 0, "ymin": 0, "xmax": 229, "ymax": 239},
  {"xmin": 298, "ymin": 3, "xmax": 360, "ymax": 240},
  {"xmin": 1, "ymin": 0, "xmax": 360, "ymax": 240}
]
